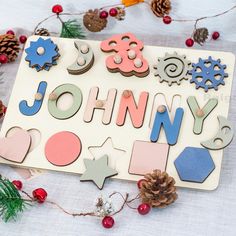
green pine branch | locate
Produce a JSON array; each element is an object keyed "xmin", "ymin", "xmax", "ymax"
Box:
[
  {"xmin": 60, "ymin": 19, "xmax": 86, "ymax": 39},
  {"xmin": 0, "ymin": 177, "xmax": 30, "ymax": 222}
]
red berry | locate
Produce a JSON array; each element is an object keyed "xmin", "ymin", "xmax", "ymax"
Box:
[
  {"xmin": 163, "ymin": 16, "xmax": 172, "ymax": 24},
  {"xmin": 185, "ymin": 38, "xmax": 194, "ymax": 47},
  {"xmin": 52, "ymin": 4, "xmax": 63, "ymax": 14},
  {"xmin": 32, "ymin": 188, "xmax": 47, "ymax": 203},
  {"xmin": 0, "ymin": 54, "xmax": 8, "ymax": 64},
  {"xmin": 212, "ymin": 31, "xmax": 220, "ymax": 40},
  {"xmin": 19, "ymin": 35, "xmax": 27, "ymax": 44},
  {"xmin": 102, "ymin": 216, "xmax": 115, "ymax": 229},
  {"xmin": 100, "ymin": 10, "xmax": 109, "ymax": 19},
  {"xmin": 6, "ymin": 30, "xmax": 15, "ymax": 35},
  {"xmin": 12, "ymin": 180, "xmax": 23, "ymax": 190},
  {"xmin": 109, "ymin": 8, "xmax": 118, "ymax": 17},
  {"xmin": 138, "ymin": 203, "xmax": 151, "ymax": 215},
  {"xmin": 137, "ymin": 179, "xmax": 146, "ymax": 189}
]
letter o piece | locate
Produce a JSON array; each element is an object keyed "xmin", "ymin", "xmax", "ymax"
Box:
[
  {"xmin": 45, "ymin": 131, "xmax": 82, "ymax": 166},
  {"xmin": 48, "ymin": 84, "xmax": 82, "ymax": 120}
]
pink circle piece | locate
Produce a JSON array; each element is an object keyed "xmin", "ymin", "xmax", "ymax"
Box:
[{"xmin": 45, "ymin": 131, "xmax": 82, "ymax": 166}]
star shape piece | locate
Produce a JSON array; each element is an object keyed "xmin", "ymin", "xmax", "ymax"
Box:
[
  {"xmin": 80, "ymin": 155, "xmax": 118, "ymax": 190},
  {"xmin": 88, "ymin": 137, "xmax": 126, "ymax": 169}
]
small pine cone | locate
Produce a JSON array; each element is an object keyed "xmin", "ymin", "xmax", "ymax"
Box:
[
  {"xmin": 193, "ymin": 28, "xmax": 209, "ymax": 45},
  {"xmin": 96, "ymin": 198, "xmax": 104, "ymax": 207},
  {"xmin": 115, "ymin": 7, "xmax": 126, "ymax": 21},
  {"xmin": 151, "ymin": 0, "xmax": 171, "ymax": 18},
  {"xmin": 0, "ymin": 34, "xmax": 20, "ymax": 62},
  {"xmin": 0, "ymin": 100, "xmax": 3, "ymax": 115},
  {"xmin": 0, "ymin": 100, "xmax": 6, "ymax": 117},
  {"xmin": 83, "ymin": 9, "xmax": 107, "ymax": 32},
  {"xmin": 140, "ymin": 169, "xmax": 178, "ymax": 208},
  {"xmin": 35, "ymin": 28, "xmax": 50, "ymax": 36}
]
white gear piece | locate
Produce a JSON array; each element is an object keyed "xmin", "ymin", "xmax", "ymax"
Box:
[{"xmin": 153, "ymin": 52, "xmax": 192, "ymax": 86}]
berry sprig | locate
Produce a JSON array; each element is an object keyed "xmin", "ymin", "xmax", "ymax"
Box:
[
  {"xmin": 33, "ymin": 4, "xmax": 126, "ymax": 36},
  {"xmin": 12, "ymin": 179, "xmax": 48, "ymax": 203},
  {"xmin": 100, "ymin": 8, "xmax": 119, "ymax": 19},
  {"xmin": 0, "ymin": 30, "xmax": 28, "ymax": 65},
  {"xmin": 5, "ymin": 170, "xmax": 177, "ymax": 229},
  {"xmin": 162, "ymin": 5, "xmax": 236, "ymax": 47},
  {"xmin": 1, "ymin": 2, "xmax": 234, "ymax": 57},
  {"xmin": 5, "ymin": 29, "xmax": 27, "ymax": 44},
  {"xmin": 162, "ymin": 14, "xmax": 222, "ymax": 47}
]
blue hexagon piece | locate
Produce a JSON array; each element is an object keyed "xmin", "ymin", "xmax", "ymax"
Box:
[{"xmin": 174, "ymin": 147, "xmax": 215, "ymax": 183}]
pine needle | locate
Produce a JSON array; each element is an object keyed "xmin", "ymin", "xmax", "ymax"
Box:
[
  {"xmin": 0, "ymin": 177, "xmax": 30, "ymax": 222},
  {"xmin": 0, "ymin": 72, "xmax": 3, "ymax": 84},
  {"xmin": 60, "ymin": 20, "xmax": 86, "ymax": 39}
]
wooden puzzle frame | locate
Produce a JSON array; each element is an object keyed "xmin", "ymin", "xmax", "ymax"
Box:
[{"xmin": 0, "ymin": 35, "xmax": 235, "ymax": 190}]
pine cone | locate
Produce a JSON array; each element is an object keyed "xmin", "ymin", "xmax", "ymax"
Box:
[
  {"xmin": 0, "ymin": 101, "xmax": 3, "ymax": 115},
  {"xmin": 151, "ymin": 0, "xmax": 171, "ymax": 18},
  {"xmin": 0, "ymin": 100, "xmax": 6, "ymax": 117},
  {"xmin": 0, "ymin": 34, "xmax": 20, "ymax": 62},
  {"xmin": 140, "ymin": 169, "xmax": 177, "ymax": 208},
  {"xmin": 83, "ymin": 9, "xmax": 107, "ymax": 32},
  {"xmin": 193, "ymin": 28, "xmax": 209, "ymax": 45},
  {"xmin": 35, "ymin": 28, "xmax": 50, "ymax": 36},
  {"xmin": 115, "ymin": 7, "xmax": 126, "ymax": 21}
]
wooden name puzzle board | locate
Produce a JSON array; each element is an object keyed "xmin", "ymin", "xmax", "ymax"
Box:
[{"xmin": 0, "ymin": 33, "xmax": 235, "ymax": 190}]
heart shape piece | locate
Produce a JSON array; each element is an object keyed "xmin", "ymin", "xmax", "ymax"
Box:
[
  {"xmin": 0, "ymin": 129, "xmax": 31, "ymax": 163},
  {"xmin": 6, "ymin": 127, "xmax": 41, "ymax": 152}
]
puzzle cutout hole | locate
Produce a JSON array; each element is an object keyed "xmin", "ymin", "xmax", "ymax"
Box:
[
  {"xmin": 222, "ymin": 126, "xmax": 230, "ymax": 134},
  {"xmin": 214, "ymin": 138, "xmax": 223, "ymax": 146},
  {"xmin": 130, "ymin": 42, "xmax": 138, "ymax": 48},
  {"xmin": 6, "ymin": 127, "xmax": 41, "ymax": 152},
  {"xmin": 88, "ymin": 137, "xmax": 126, "ymax": 170},
  {"xmin": 56, "ymin": 93, "xmax": 74, "ymax": 111},
  {"xmin": 109, "ymin": 41, "xmax": 117, "ymax": 47}
]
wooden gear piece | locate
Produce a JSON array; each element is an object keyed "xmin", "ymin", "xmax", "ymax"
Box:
[
  {"xmin": 25, "ymin": 37, "xmax": 60, "ymax": 71},
  {"xmin": 67, "ymin": 41, "xmax": 94, "ymax": 75},
  {"xmin": 153, "ymin": 52, "xmax": 191, "ymax": 86},
  {"xmin": 189, "ymin": 56, "xmax": 228, "ymax": 92}
]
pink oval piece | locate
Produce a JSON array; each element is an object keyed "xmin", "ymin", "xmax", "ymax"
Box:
[{"xmin": 45, "ymin": 131, "xmax": 81, "ymax": 166}]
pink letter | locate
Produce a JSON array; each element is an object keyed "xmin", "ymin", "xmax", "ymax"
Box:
[
  {"xmin": 83, "ymin": 87, "xmax": 117, "ymax": 125},
  {"xmin": 116, "ymin": 90, "xmax": 148, "ymax": 128}
]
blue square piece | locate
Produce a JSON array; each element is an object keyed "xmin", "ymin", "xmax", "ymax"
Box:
[{"xmin": 174, "ymin": 147, "xmax": 215, "ymax": 183}]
